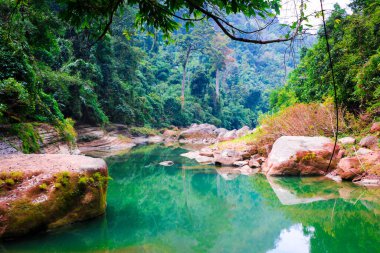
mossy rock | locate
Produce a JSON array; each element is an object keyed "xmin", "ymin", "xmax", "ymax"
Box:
[{"xmin": 0, "ymin": 154, "xmax": 108, "ymax": 239}]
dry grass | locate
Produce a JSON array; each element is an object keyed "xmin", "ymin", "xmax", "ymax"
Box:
[
  {"xmin": 215, "ymin": 102, "xmax": 348, "ymax": 156},
  {"xmin": 257, "ymin": 102, "xmax": 347, "ymax": 140}
]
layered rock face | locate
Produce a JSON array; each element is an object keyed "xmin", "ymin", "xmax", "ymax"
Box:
[
  {"xmin": 263, "ymin": 136, "xmax": 340, "ymax": 176},
  {"xmin": 76, "ymin": 125, "xmax": 135, "ymax": 158},
  {"xmin": 0, "ymin": 124, "xmax": 79, "ymax": 155},
  {"xmin": 0, "ymin": 154, "xmax": 108, "ymax": 239}
]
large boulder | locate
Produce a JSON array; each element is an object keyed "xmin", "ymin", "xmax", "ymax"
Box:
[
  {"xmin": 336, "ymin": 151, "xmax": 380, "ymax": 181},
  {"xmin": 217, "ymin": 130, "xmax": 237, "ymax": 142},
  {"xmin": 359, "ymin": 135, "xmax": 378, "ymax": 149},
  {"xmin": 0, "ymin": 154, "xmax": 108, "ymax": 239},
  {"xmin": 263, "ymin": 136, "xmax": 340, "ymax": 176},
  {"xmin": 236, "ymin": 126, "xmax": 250, "ymax": 138}
]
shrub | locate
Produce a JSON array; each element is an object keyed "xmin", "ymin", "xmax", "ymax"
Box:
[
  {"xmin": 129, "ymin": 126, "xmax": 159, "ymax": 136},
  {"xmin": 10, "ymin": 123, "xmax": 41, "ymax": 153},
  {"xmin": 0, "ymin": 78, "xmax": 34, "ymax": 123}
]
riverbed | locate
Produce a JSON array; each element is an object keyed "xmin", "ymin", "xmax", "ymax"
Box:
[{"xmin": 2, "ymin": 145, "xmax": 379, "ymax": 253}]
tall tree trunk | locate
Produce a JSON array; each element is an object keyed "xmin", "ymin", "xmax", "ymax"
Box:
[
  {"xmin": 215, "ymin": 69, "xmax": 220, "ymax": 100},
  {"xmin": 150, "ymin": 29, "xmax": 157, "ymax": 52},
  {"xmin": 181, "ymin": 46, "xmax": 192, "ymax": 109}
]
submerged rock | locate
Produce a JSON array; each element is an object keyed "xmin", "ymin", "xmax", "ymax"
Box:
[
  {"xmin": 263, "ymin": 136, "xmax": 340, "ymax": 176},
  {"xmin": 0, "ymin": 154, "xmax": 108, "ymax": 239},
  {"xmin": 159, "ymin": 161, "xmax": 174, "ymax": 166}
]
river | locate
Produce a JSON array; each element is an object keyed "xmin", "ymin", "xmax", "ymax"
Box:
[{"xmin": 2, "ymin": 145, "xmax": 379, "ymax": 253}]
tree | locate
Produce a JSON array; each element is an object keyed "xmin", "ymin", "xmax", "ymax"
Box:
[
  {"xmin": 12, "ymin": 0, "xmax": 306, "ymax": 47},
  {"xmin": 176, "ymin": 23, "xmax": 213, "ymax": 108}
]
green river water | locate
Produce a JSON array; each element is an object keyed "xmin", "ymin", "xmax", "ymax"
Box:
[{"xmin": 1, "ymin": 145, "xmax": 379, "ymax": 253}]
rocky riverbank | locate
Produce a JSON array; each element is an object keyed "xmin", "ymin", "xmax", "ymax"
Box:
[{"xmin": 180, "ymin": 123, "xmax": 380, "ymax": 186}]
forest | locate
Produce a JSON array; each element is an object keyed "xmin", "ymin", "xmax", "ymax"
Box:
[
  {"xmin": 1, "ymin": 0, "xmax": 378, "ymax": 137},
  {"xmin": 0, "ymin": 0, "xmax": 305, "ymax": 132},
  {"xmin": 270, "ymin": 1, "xmax": 380, "ymax": 114}
]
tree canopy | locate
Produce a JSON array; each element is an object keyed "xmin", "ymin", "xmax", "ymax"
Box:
[{"xmin": 10, "ymin": 0, "xmax": 306, "ymax": 47}]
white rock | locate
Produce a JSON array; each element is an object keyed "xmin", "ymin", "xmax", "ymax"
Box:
[
  {"xmin": 263, "ymin": 136, "xmax": 337, "ymax": 176},
  {"xmin": 267, "ymin": 136, "xmax": 332, "ymax": 164},
  {"xmin": 195, "ymin": 156, "xmax": 214, "ymax": 164},
  {"xmin": 233, "ymin": 161, "xmax": 248, "ymax": 167},
  {"xmin": 338, "ymin": 137, "xmax": 356, "ymax": 145},
  {"xmin": 356, "ymin": 148, "xmax": 373, "ymax": 155},
  {"xmin": 159, "ymin": 161, "xmax": 174, "ymax": 166},
  {"xmin": 180, "ymin": 151, "xmax": 200, "ymax": 159}
]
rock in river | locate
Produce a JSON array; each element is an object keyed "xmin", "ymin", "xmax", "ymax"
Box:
[
  {"xmin": 214, "ymin": 150, "xmax": 243, "ymax": 166},
  {"xmin": 263, "ymin": 136, "xmax": 340, "ymax": 176},
  {"xmin": 159, "ymin": 161, "xmax": 174, "ymax": 166},
  {"xmin": 0, "ymin": 154, "xmax": 108, "ymax": 239}
]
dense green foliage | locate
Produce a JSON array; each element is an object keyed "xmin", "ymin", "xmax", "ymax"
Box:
[
  {"xmin": 0, "ymin": 0, "xmax": 295, "ymax": 129},
  {"xmin": 270, "ymin": 1, "xmax": 380, "ymax": 112}
]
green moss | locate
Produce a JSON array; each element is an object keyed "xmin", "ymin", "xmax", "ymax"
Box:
[
  {"xmin": 39, "ymin": 183, "xmax": 48, "ymax": 191},
  {"xmin": 5, "ymin": 178, "xmax": 15, "ymax": 186},
  {"xmin": 302, "ymin": 152, "xmax": 317, "ymax": 161},
  {"xmin": 295, "ymin": 152, "xmax": 318, "ymax": 163},
  {"xmin": 78, "ymin": 173, "xmax": 110, "ymax": 189},
  {"xmin": 10, "ymin": 123, "xmax": 41, "ymax": 153},
  {"xmin": 55, "ymin": 172, "xmax": 70, "ymax": 188},
  {"xmin": 92, "ymin": 172, "xmax": 111, "ymax": 188},
  {"xmin": 10, "ymin": 171, "xmax": 23, "ymax": 181},
  {"xmin": 55, "ymin": 118, "xmax": 77, "ymax": 147}
]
